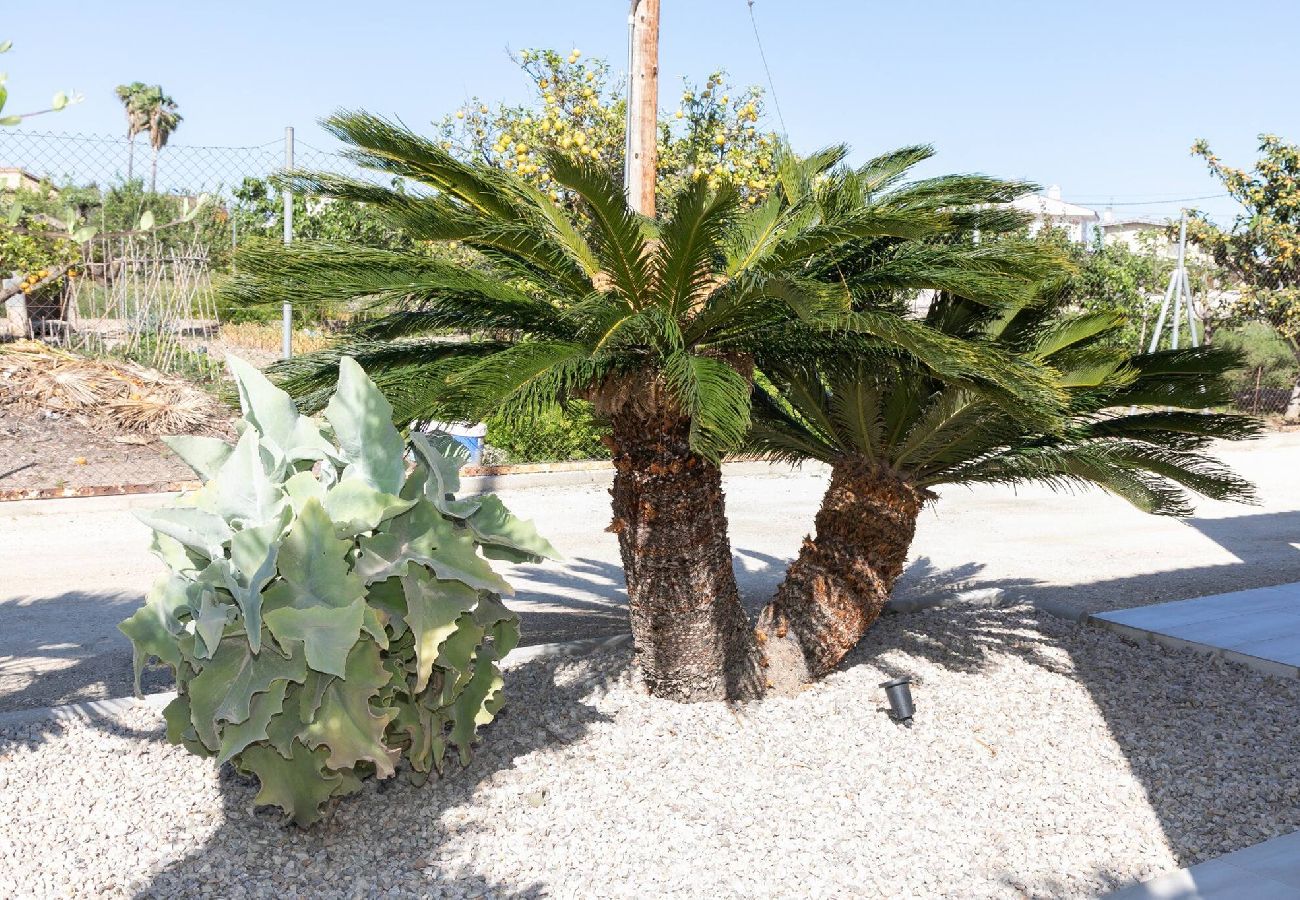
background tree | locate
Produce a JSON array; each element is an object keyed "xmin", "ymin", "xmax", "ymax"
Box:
[
  {"xmin": 1187, "ymin": 134, "xmax": 1300, "ymax": 419},
  {"xmin": 114, "ymin": 81, "xmax": 150, "ymax": 181},
  {"xmin": 141, "ymin": 87, "xmax": 182, "ymax": 193},
  {"xmin": 436, "ymin": 48, "xmax": 781, "ymax": 208}
]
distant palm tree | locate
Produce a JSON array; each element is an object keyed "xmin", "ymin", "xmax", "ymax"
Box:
[
  {"xmin": 114, "ymin": 82, "xmax": 150, "ymax": 181},
  {"xmin": 142, "ymin": 87, "xmax": 182, "ymax": 193}
]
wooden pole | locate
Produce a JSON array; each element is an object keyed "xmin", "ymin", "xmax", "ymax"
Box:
[{"xmin": 625, "ymin": 0, "xmax": 660, "ymax": 217}]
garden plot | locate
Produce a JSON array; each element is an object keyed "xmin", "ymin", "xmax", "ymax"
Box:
[{"xmin": 4, "ymin": 604, "xmax": 1299, "ymax": 899}]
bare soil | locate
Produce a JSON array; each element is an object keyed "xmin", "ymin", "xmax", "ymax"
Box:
[{"xmin": 0, "ymin": 405, "xmax": 200, "ymax": 493}]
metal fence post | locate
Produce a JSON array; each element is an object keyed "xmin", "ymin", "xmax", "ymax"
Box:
[{"xmin": 281, "ymin": 126, "xmax": 294, "ymax": 360}]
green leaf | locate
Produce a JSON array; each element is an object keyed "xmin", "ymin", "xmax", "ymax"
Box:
[
  {"xmin": 238, "ymin": 741, "xmax": 349, "ymax": 827},
  {"xmin": 118, "ymin": 575, "xmax": 195, "ymax": 693},
  {"xmin": 353, "ymin": 498, "xmax": 511, "ymax": 594},
  {"xmin": 227, "ymin": 512, "xmax": 289, "ymax": 654},
  {"xmin": 187, "ymin": 636, "xmax": 307, "ymax": 750},
  {"xmin": 466, "ymin": 494, "xmax": 560, "ymax": 561},
  {"xmin": 0, "ymin": 115, "xmax": 23, "ymax": 127},
  {"xmin": 51, "ymin": 91, "xmax": 67, "ymax": 111},
  {"xmin": 212, "ymin": 428, "xmax": 288, "ymax": 527},
  {"xmin": 322, "ymin": 478, "xmax": 415, "ymax": 537},
  {"xmin": 264, "ymin": 497, "xmax": 364, "ymax": 610},
  {"xmin": 400, "ymin": 572, "xmax": 480, "ymax": 692},
  {"xmin": 324, "ymin": 357, "xmax": 406, "ymax": 495},
  {"xmin": 216, "ymin": 679, "xmax": 289, "ymax": 765},
  {"xmin": 449, "ymin": 652, "xmax": 505, "ymax": 765},
  {"xmin": 473, "ymin": 592, "xmax": 521, "ymax": 658},
  {"xmin": 136, "ymin": 506, "xmax": 231, "ymax": 560},
  {"xmin": 226, "ymin": 356, "xmax": 336, "ymax": 471},
  {"xmin": 162, "ymin": 694, "xmax": 212, "ymax": 758},
  {"xmin": 301, "ymin": 640, "xmax": 398, "ymax": 777},
  {"xmin": 70, "ymin": 225, "xmax": 97, "ymax": 243},
  {"xmin": 162, "ymin": 435, "xmax": 233, "ymax": 481},
  {"xmin": 283, "ymin": 470, "xmax": 326, "ymax": 514},
  {"xmin": 138, "ymin": 210, "xmax": 155, "ymax": 231},
  {"xmin": 264, "ymin": 599, "xmax": 365, "ymax": 678},
  {"xmin": 192, "ymin": 588, "xmax": 233, "ymax": 659}
]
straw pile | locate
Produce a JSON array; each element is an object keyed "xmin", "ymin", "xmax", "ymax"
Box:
[{"xmin": 0, "ymin": 340, "xmax": 231, "ymax": 436}]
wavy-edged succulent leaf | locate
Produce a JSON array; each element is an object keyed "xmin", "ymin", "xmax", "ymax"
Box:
[
  {"xmin": 449, "ymin": 651, "xmax": 505, "ymax": 765},
  {"xmin": 192, "ymin": 588, "xmax": 233, "ymax": 659},
  {"xmin": 148, "ymin": 530, "xmax": 205, "ymax": 578},
  {"xmin": 187, "ymin": 636, "xmax": 307, "ymax": 751},
  {"xmin": 227, "ymin": 356, "xmax": 336, "ymax": 472},
  {"xmin": 135, "ymin": 506, "xmax": 231, "ymax": 561},
  {"xmin": 408, "ymin": 434, "xmax": 481, "ymax": 517},
  {"xmin": 353, "ymin": 498, "xmax": 510, "ymax": 593},
  {"xmin": 238, "ymin": 741, "xmax": 350, "ymax": 827},
  {"xmin": 162, "ymin": 434, "xmax": 233, "ymax": 481},
  {"xmin": 325, "ymin": 356, "xmax": 407, "ymax": 494},
  {"xmin": 473, "ymin": 592, "xmax": 521, "ymax": 658},
  {"xmin": 264, "ymin": 599, "xmax": 366, "ymax": 678},
  {"xmin": 118, "ymin": 575, "xmax": 198, "ymax": 693},
  {"xmin": 227, "ymin": 510, "xmax": 291, "ymax": 654},
  {"xmin": 400, "ymin": 572, "xmax": 480, "ymax": 692},
  {"xmin": 302, "ymin": 640, "xmax": 399, "ymax": 777},
  {"xmin": 466, "ymin": 494, "xmax": 560, "ymax": 561},
  {"xmin": 213, "ymin": 428, "xmax": 288, "ymax": 527},
  {"xmin": 323, "ymin": 478, "xmax": 415, "ymax": 537},
  {"xmin": 434, "ymin": 612, "xmax": 485, "ymax": 701},
  {"xmin": 264, "ymin": 497, "xmax": 364, "ymax": 610},
  {"xmin": 283, "ymin": 470, "xmax": 327, "ymax": 515},
  {"xmin": 162, "ymin": 694, "xmax": 212, "ymax": 758},
  {"xmin": 217, "ymin": 679, "xmax": 289, "ymax": 765}
]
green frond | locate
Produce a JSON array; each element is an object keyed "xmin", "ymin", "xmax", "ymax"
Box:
[
  {"xmin": 544, "ymin": 151, "xmax": 651, "ymax": 304},
  {"xmin": 662, "ymin": 352, "xmax": 753, "ymax": 463},
  {"xmin": 655, "ymin": 179, "xmax": 740, "ymax": 316}
]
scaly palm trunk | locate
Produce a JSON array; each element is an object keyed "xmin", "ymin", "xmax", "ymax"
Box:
[
  {"xmin": 757, "ymin": 456, "xmax": 930, "ymax": 691},
  {"xmin": 126, "ymin": 138, "xmax": 135, "ymax": 182},
  {"xmin": 607, "ymin": 404, "xmax": 761, "ymax": 702},
  {"xmin": 149, "ymin": 146, "xmax": 159, "ymax": 193}
]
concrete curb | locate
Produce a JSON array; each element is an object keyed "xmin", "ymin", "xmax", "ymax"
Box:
[
  {"xmin": 0, "ymin": 460, "xmax": 827, "ymax": 514},
  {"xmin": 0, "ymin": 633, "xmax": 636, "ymax": 731}
]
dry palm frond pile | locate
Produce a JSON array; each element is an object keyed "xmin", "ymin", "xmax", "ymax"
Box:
[{"xmin": 0, "ymin": 340, "xmax": 233, "ymax": 437}]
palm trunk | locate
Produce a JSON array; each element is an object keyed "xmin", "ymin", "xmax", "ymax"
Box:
[
  {"xmin": 150, "ymin": 146, "xmax": 158, "ymax": 193},
  {"xmin": 126, "ymin": 138, "xmax": 135, "ymax": 182},
  {"xmin": 607, "ymin": 405, "xmax": 760, "ymax": 702},
  {"xmin": 757, "ymin": 456, "xmax": 929, "ymax": 690}
]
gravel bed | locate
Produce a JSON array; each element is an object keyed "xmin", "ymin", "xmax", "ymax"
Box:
[{"xmin": 3, "ymin": 604, "xmax": 1299, "ymax": 899}]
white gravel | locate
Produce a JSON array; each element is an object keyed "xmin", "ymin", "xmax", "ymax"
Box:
[{"xmin": 4, "ymin": 602, "xmax": 1299, "ymax": 899}]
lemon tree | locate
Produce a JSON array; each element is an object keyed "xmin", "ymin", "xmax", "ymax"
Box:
[
  {"xmin": 435, "ymin": 47, "xmax": 782, "ymax": 208},
  {"xmin": 1188, "ymin": 134, "xmax": 1300, "ymax": 418}
]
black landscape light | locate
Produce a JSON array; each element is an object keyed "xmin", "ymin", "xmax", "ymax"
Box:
[{"xmin": 881, "ymin": 677, "xmax": 915, "ymax": 727}]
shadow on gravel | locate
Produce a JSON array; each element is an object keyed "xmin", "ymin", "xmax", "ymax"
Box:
[
  {"xmin": 135, "ymin": 652, "xmax": 626, "ymax": 899},
  {"xmin": 852, "ymin": 536, "xmax": 1300, "ymax": 879}
]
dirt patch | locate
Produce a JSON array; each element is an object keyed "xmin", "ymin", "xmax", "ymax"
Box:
[
  {"xmin": 0, "ymin": 405, "xmax": 199, "ymax": 492},
  {"xmin": 0, "ymin": 341, "xmax": 236, "ymax": 492}
]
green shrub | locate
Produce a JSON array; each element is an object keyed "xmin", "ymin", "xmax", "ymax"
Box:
[
  {"xmin": 485, "ymin": 400, "xmax": 611, "ymax": 463},
  {"xmin": 120, "ymin": 355, "xmax": 557, "ymax": 826}
]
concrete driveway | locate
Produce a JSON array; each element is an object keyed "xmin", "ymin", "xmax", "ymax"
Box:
[{"xmin": 3, "ymin": 433, "xmax": 1299, "ymax": 711}]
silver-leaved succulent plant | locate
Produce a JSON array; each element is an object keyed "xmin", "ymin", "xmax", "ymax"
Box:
[{"xmin": 119, "ymin": 356, "xmax": 557, "ymax": 826}]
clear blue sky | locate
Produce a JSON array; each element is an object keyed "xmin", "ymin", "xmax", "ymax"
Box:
[{"xmin": 5, "ymin": 0, "xmax": 1297, "ymax": 223}]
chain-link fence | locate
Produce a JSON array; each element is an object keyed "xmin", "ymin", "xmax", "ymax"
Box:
[{"xmin": 0, "ymin": 128, "xmax": 351, "ymax": 198}]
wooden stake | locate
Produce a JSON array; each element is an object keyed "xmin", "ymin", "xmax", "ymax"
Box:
[{"xmin": 625, "ymin": 0, "xmax": 660, "ymax": 217}]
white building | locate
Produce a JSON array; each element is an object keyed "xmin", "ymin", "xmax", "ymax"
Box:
[
  {"xmin": 1009, "ymin": 185, "xmax": 1098, "ymax": 243},
  {"xmin": 1098, "ymin": 211, "xmax": 1208, "ymax": 263}
]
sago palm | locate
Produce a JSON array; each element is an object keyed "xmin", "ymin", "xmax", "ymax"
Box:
[
  {"xmin": 749, "ymin": 294, "xmax": 1259, "ymax": 686},
  {"xmin": 227, "ymin": 112, "xmax": 1065, "ymax": 700}
]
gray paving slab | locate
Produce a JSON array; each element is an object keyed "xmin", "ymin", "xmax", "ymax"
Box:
[
  {"xmin": 1093, "ymin": 582, "xmax": 1300, "ymax": 679},
  {"xmin": 1104, "ymin": 830, "xmax": 1300, "ymax": 898}
]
